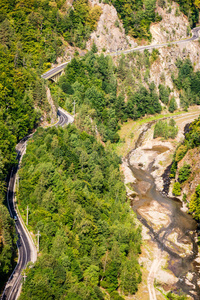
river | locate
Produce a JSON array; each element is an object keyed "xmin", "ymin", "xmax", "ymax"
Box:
[{"xmin": 126, "ymin": 121, "xmax": 200, "ymax": 299}]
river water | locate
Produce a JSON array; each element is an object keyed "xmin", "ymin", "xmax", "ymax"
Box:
[{"xmin": 127, "ymin": 122, "xmax": 200, "ymax": 298}]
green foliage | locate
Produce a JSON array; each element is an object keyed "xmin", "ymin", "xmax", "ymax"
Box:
[
  {"xmin": 173, "ymin": 0, "xmax": 199, "ymax": 28},
  {"xmin": 173, "ymin": 59, "xmax": 200, "ymax": 108},
  {"xmin": 175, "ymin": 145, "xmax": 188, "ymax": 162},
  {"xmin": 64, "ymin": 0, "xmax": 102, "ymax": 48},
  {"xmin": 150, "ymin": 49, "xmax": 160, "ymax": 63},
  {"xmin": 127, "ymin": 83, "xmax": 162, "ymax": 119},
  {"xmin": 182, "ymin": 193, "xmax": 187, "ymax": 202},
  {"xmin": 107, "ymin": 0, "xmax": 198, "ymax": 40},
  {"xmin": 18, "ymin": 126, "xmax": 142, "ymax": 298},
  {"xmin": 185, "ymin": 116, "xmax": 200, "ymax": 148},
  {"xmin": 172, "ymin": 182, "xmax": 181, "ymax": 196},
  {"xmin": 0, "ymin": 205, "xmax": 17, "ymax": 289},
  {"xmin": 110, "ymin": 291, "xmax": 124, "ymax": 299},
  {"xmin": 91, "ymin": 42, "xmax": 98, "ymax": 53},
  {"xmin": 189, "ymin": 184, "xmax": 200, "ymax": 221},
  {"xmin": 170, "ymin": 161, "xmax": 177, "ymax": 178},
  {"xmin": 166, "ymin": 291, "xmax": 187, "ymax": 300},
  {"xmin": 168, "ymin": 97, "xmax": 177, "ymax": 113},
  {"xmin": 154, "ymin": 119, "xmax": 178, "ymax": 139},
  {"xmin": 55, "ymin": 51, "xmax": 162, "ymax": 143},
  {"xmin": 178, "ymin": 163, "xmax": 191, "ymax": 183},
  {"xmin": 158, "ymin": 84, "xmax": 170, "ymax": 105},
  {"xmin": 110, "ymin": 0, "xmax": 161, "ymax": 40},
  {"xmin": 170, "ymin": 115, "xmax": 200, "ymax": 180},
  {"xmin": 0, "ymin": 0, "xmax": 103, "ymax": 280}
]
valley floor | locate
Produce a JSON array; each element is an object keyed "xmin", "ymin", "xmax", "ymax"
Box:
[{"xmin": 116, "ymin": 106, "xmax": 200, "ymax": 300}]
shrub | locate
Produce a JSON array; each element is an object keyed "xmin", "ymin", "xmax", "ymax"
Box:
[
  {"xmin": 172, "ymin": 182, "xmax": 181, "ymax": 196},
  {"xmin": 178, "ymin": 163, "xmax": 191, "ymax": 183},
  {"xmin": 175, "ymin": 145, "xmax": 188, "ymax": 162}
]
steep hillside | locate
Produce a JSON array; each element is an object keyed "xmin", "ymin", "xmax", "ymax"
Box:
[
  {"xmin": 1, "ymin": 0, "xmax": 200, "ymax": 297},
  {"xmin": 18, "ymin": 126, "xmax": 142, "ymax": 299},
  {"xmin": 0, "ymin": 0, "xmax": 103, "ymax": 288},
  {"xmin": 169, "ymin": 116, "xmax": 200, "ymax": 217},
  {"xmin": 0, "ymin": 205, "xmax": 16, "ymax": 291},
  {"xmin": 151, "ymin": 1, "xmax": 190, "ymax": 43},
  {"xmin": 86, "ymin": 2, "xmax": 136, "ymax": 53}
]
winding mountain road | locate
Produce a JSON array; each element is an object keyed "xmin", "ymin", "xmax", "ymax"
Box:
[
  {"xmin": 110, "ymin": 26, "xmax": 200, "ymax": 55},
  {"xmin": 1, "ymin": 108, "xmax": 72, "ymax": 300},
  {"xmin": 2, "ymin": 26, "xmax": 200, "ymax": 300},
  {"xmin": 41, "ymin": 27, "xmax": 200, "ymax": 81}
]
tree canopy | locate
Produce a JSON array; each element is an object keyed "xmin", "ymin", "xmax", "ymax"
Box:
[{"xmin": 18, "ymin": 126, "xmax": 142, "ymax": 299}]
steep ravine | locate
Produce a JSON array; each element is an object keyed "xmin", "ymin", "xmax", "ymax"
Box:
[{"xmin": 124, "ymin": 120, "xmax": 200, "ymax": 299}]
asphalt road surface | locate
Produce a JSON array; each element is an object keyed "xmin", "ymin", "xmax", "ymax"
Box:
[
  {"xmin": 1, "ymin": 109, "xmax": 70, "ymax": 300},
  {"xmin": 2, "ymin": 141, "xmax": 31, "ymax": 300},
  {"xmin": 57, "ymin": 108, "xmax": 69, "ymax": 126},
  {"xmin": 41, "ymin": 62, "xmax": 69, "ymax": 80},
  {"xmin": 110, "ymin": 27, "xmax": 200, "ymax": 55},
  {"xmin": 3, "ymin": 26, "xmax": 200, "ymax": 299},
  {"xmin": 41, "ymin": 27, "xmax": 200, "ymax": 80}
]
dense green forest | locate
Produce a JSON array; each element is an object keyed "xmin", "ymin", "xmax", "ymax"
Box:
[
  {"xmin": 0, "ymin": 0, "xmax": 103, "ymax": 196},
  {"xmin": 18, "ymin": 126, "xmax": 142, "ymax": 299},
  {"xmin": 51, "ymin": 50, "xmax": 162, "ymax": 143},
  {"xmin": 0, "ymin": 0, "xmax": 102, "ymax": 284},
  {"xmin": 1, "ymin": 0, "xmax": 200, "ymax": 296}
]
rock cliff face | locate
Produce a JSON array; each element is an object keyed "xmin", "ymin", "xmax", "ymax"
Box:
[
  {"xmin": 45, "ymin": 87, "xmax": 58, "ymax": 125},
  {"xmin": 176, "ymin": 147, "xmax": 200, "ymax": 200},
  {"xmin": 150, "ymin": 2, "xmax": 190, "ymax": 44},
  {"xmin": 149, "ymin": 41, "xmax": 200, "ymax": 107},
  {"xmin": 86, "ymin": 0, "xmax": 137, "ymax": 52}
]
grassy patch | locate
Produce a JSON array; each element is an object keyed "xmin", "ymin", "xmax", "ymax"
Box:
[{"xmin": 114, "ymin": 111, "xmax": 185, "ymax": 157}]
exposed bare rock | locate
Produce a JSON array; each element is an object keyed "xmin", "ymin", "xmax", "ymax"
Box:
[
  {"xmin": 176, "ymin": 147, "xmax": 200, "ymax": 200},
  {"xmin": 46, "ymin": 86, "xmax": 58, "ymax": 124},
  {"xmin": 86, "ymin": 1, "xmax": 137, "ymax": 53},
  {"xmin": 149, "ymin": 41, "xmax": 200, "ymax": 107},
  {"xmin": 150, "ymin": 1, "xmax": 190, "ymax": 44}
]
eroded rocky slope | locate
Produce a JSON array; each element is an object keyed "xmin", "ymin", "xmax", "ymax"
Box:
[{"xmin": 151, "ymin": 2, "xmax": 190, "ymax": 44}]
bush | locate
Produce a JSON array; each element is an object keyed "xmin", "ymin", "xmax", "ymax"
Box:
[
  {"xmin": 168, "ymin": 97, "xmax": 177, "ymax": 113},
  {"xmin": 172, "ymin": 182, "xmax": 181, "ymax": 196},
  {"xmin": 175, "ymin": 145, "xmax": 188, "ymax": 162},
  {"xmin": 154, "ymin": 119, "xmax": 178, "ymax": 139},
  {"xmin": 178, "ymin": 163, "xmax": 191, "ymax": 183}
]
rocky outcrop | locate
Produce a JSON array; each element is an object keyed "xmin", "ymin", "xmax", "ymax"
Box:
[
  {"xmin": 149, "ymin": 41, "xmax": 200, "ymax": 107},
  {"xmin": 86, "ymin": 0, "xmax": 137, "ymax": 53},
  {"xmin": 176, "ymin": 147, "xmax": 200, "ymax": 200},
  {"xmin": 151, "ymin": 2, "xmax": 190, "ymax": 44},
  {"xmin": 46, "ymin": 87, "xmax": 58, "ymax": 124}
]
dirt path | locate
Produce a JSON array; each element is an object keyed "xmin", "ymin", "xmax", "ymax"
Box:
[{"xmin": 147, "ymin": 250, "xmax": 162, "ymax": 300}]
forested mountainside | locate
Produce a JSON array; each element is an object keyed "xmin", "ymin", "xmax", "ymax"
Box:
[
  {"xmin": 51, "ymin": 51, "xmax": 200, "ymax": 143},
  {"xmin": 52, "ymin": 50, "xmax": 163, "ymax": 143},
  {"xmin": 1, "ymin": 0, "xmax": 200, "ymax": 298},
  {"xmin": 18, "ymin": 126, "xmax": 141, "ymax": 299},
  {"xmin": 170, "ymin": 116, "xmax": 200, "ymax": 217},
  {"xmin": 0, "ymin": 0, "xmax": 103, "ymax": 283},
  {"xmin": 101, "ymin": 0, "xmax": 198, "ymax": 40}
]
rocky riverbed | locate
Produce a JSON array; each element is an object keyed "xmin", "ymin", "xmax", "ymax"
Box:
[{"xmin": 121, "ymin": 111, "xmax": 200, "ymax": 299}]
